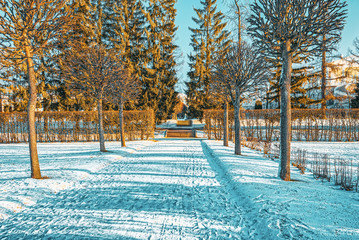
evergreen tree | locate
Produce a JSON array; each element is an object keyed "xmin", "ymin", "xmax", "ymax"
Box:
[
  {"xmin": 186, "ymin": 0, "xmax": 231, "ymax": 119},
  {"xmin": 157, "ymin": 0, "xmax": 179, "ymax": 121},
  {"xmin": 267, "ymin": 64, "xmax": 320, "ymax": 109},
  {"xmin": 55, "ymin": 0, "xmax": 115, "ymax": 111},
  {"xmin": 69, "ymin": 0, "xmax": 94, "ymax": 44},
  {"xmin": 112, "ymin": 0, "xmax": 146, "ymax": 83},
  {"xmin": 54, "ymin": 0, "xmax": 95, "ymax": 111},
  {"xmin": 7, "ymin": 85, "xmax": 29, "ymax": 112},
  {"xmin": 90, "ymin": 0, "xmax": 115, "ymax": 45},
  {"xmin": 351, "ymin": 82, "xmax": 359, "ymax": 108},
  {"xmin": 140, "ymin": 0, "xmax": 178, "ymax": 122}
]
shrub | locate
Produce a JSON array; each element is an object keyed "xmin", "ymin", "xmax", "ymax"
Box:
[{"xmin": 0, "ymin": 110, "xmax": 155, "ymax": 143}]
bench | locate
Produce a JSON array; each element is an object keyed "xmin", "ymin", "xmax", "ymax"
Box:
[
  {"xmin": 176, "ymin": 120, "xmax": 192, "ymax": 126},
  {"xmin": 166, "ymin": 129, "xmax": 196, "ymax": 138}
]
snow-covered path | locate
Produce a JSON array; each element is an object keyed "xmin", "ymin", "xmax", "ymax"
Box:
[{"xmin": 0, "ymin": 140, "xmax": 249, "ymax": 239}]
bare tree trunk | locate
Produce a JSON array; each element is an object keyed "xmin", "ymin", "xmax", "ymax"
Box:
[
  {"xmin": 97, "ymin": 99, "xmax": 107, "ymax": 152},
  {"xmin": 25, "ymin": 45, "xmax": 42, "ymax": 179},
  {"xmin": 234, "ymin": 1, "xmax": 241, "ymax": 155},
  {"xmin": 224, "ymin": 101, "xmax": 229, "ymax": 147},
  {"xmin": 234, "ymin": 92, "xmax": 241, "ymax": 155},
  {"xmin": 119, "ymin": 101, "xmax": 126, "ymax": 147},
  {"xmin": 321, "ymin": 36, "xmax": 327, "ymax": 110},
  {"xmin": 235, "ymin": 1, "xmax": 241, "ymax": 54},
  {"xmin": 279, "ymin": 41, "xmax": 292, "ymax": 181}
]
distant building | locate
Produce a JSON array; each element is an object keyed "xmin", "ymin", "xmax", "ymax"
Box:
[
  {"xmin": 241, "ymin": 56, "xmax": 359, "ymax": 110},
  {"xmin": 0, "ymin": 92, "xmax": 9, "ymax": 112},
  {"xmin": 308, "ymin": 56, "xmax": 359, "ymax": 109}
]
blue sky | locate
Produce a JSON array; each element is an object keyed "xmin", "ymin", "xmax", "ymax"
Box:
[{"xmin": 174, "ymin": 0, "xmax": 359, "ymax": 93}]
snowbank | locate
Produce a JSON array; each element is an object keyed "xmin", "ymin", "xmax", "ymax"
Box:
[
  {"xmin": 203, "ymin": 140, "xmax": 359, "ymax": 239},
  {"xmin": 0, "ymin": 141, "xmax": 154, "ymax": 221}
]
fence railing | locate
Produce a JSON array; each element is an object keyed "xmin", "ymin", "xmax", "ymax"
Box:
[
  {"xmin": 0, "ymin": 110, "xmax": 155, "ymax": 143},
  {"xmin": 203, "ymin": 109, "xmax": 359, "ymax": 142}
]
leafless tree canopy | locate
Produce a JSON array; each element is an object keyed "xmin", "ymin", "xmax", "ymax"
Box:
[
  {"xmin": 0, "ymin": 0, "xmax": 73, "ymax": 178},
  {"xmin": 212, "ymin": 42, "xmax": 269, "ymax": 104},
  {"xmin": 0, "ymin": 0, "xmax": 72, "ymax": 61},
  {"xmin": 316, "ymin": 0, "xmax": 347, "ymax": 52},
  {"xmin": 247, "ymin": 0, "xmax": 347, "ymax": 58},
  {"xmin": 105, "ymin": 69, "xmax": 139, "ymax": 107},
  {"xmin": 247, "ymin": 0, "xmax": 347, "ymax": 181},
  {"xmin": 61, "ymin": 44, "xmax": 120, "ymax": 100},
  {"xmin": 351, "ymin": 38, "xmax": 359, "ymax": 60}
]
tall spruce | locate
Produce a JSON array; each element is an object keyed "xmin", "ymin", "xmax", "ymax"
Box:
[
  {"xmin": 55, "ymin": 0, "xmax": 95, "ymax": 111},
  {"xmin": 186, "ymin": 0, "xmax": 230, "ymax": 118},
  {"xmin": 267, "ymin": 64, "xmax": 320, "ymax": 109},
  {"xmin": 186, "ymin": 0, "xmax": 231, "ymax": 119},
  {"xmin": 351, "ymin": 81, "xmax": 359, "ymax": 108},
  {"xmin": 58, "ymin": 0, "xmax": 115, "ymax": 111},
  {"xmin": 350, "ymin": 38, "xmax": 359, "ymax": 108},
  {"xmin": 113, "ymin": 0, "xmax": 145, "ymax": 74},
  {"xmin": 140, "ymin": 0, "xmax": 178, "ymax": 123},
  {"xmin": 157, "ymin": 0, "xmax": 179, "ymax": 121}
]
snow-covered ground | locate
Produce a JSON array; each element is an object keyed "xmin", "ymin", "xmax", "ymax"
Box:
[
  {"xmin": 0, "ymin": 141, "xmax": 155, "ymax": 221},
  {"xmin": 204, "ymin": 141, "xmax": 359, "ymax": 239},
  {"xmin": 292, "ymin": 141, "xmax": 359, "ymax": 162},
  {"xmin": 0, "ymin": 139, "xmax": 358, "ymax": 239}
]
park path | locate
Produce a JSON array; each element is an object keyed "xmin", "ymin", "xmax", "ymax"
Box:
[{"xmin": 0, "ymin": 140, "xmax": 250, "ymax": 239}]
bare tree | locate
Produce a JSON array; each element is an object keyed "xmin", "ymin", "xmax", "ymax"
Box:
[
  {"xmin": 212, "ymin": 42, "xmax": 269, "ymax": 155},
  {"xmin": 0, "ymin": 0, "xmax": 72, "ymax": 179},
  {"xmin": 248, "ymin": 0, "xmax": 348, "ymax": 180},
  {"xmin": 222, "ymin": 0, "xmax": 250, "ymax": 43},
  {"xmin": 106, "ymin": 67, "xmax": 140, "ymax": 147},
  {"xmin": 210, "ymin": 72, "xmax": 231, "ymax": 147},
  {"xmin": 351, "ymin": 38, "xmax": 359, "ymax": 59},
  {"xmin": 223, "ymin": 0, "xmax": 245, "ymax": 153},
  {"xmin": 315, "ymin": 0, "xmax": 347, "ymax": 109},
  {"xmin": 60, "ymin": 44, "xmax": 120, "ymax": 152}
]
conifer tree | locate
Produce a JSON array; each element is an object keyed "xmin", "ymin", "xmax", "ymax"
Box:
[
  {"xmin": 54, "ymin": 0, "xmax": 95, "ymax": 111},
  {"xmin": 350, "ymin": 38, "xmax": 359, "ymax": 109},
  {"xmin": 140, "ymin": 0, "xmax": 179, "ymax": 123},
  {"xmin": 351, "ymin": 82, "xmax": 359, "ymax": 108},
  {"xmin": 186, "ymin": 0, "xmax": 231, "ymax": 119},
  {"xmin": 56, "ymin": 0, "xmax": 115, "ymax": 111},
  {"xmin": 109, "ymin": 0, "xmax": 146, "ymax": 113},
  {"xmin": 91, "ymin": 0, "xmax": 115, "ymax": 45},
  {"xmin": 267, "ymin": 64, "xmax": 320, "ymax": 109},
  {"xmin": 157, "ymin": 0, "xmax": 179, "ymax": 121},
  {"xmin": 112, "ymin": 0, "xmax": 144, "ymax": 73}
]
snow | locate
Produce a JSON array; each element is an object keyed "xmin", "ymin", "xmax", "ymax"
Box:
[
  {"xmin": 0, "ymin": 141, "xmax": 154, "ymax": 221},
  {"xmin": 0, "ymin": 139, "xmax": 358, "ymax": 239},
  {"xmin": 292, "ymin": 141, "xmax": 359, "ymax": 162},
  {"xmin": 203, "ymin": 140, "xmax": 359, "ymax": 239}
]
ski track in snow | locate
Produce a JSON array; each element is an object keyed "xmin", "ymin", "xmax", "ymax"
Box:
[
  {"xmin": 0, "ymin": 140, "xmax": 250, "ymax": 239},
  {"xmin": 1, "ymin": 139, "xmax": 358, "ymax": 239},
  {"xmin": 203, "ymin": 140, "xmax": 359, "ymax": 240}
]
